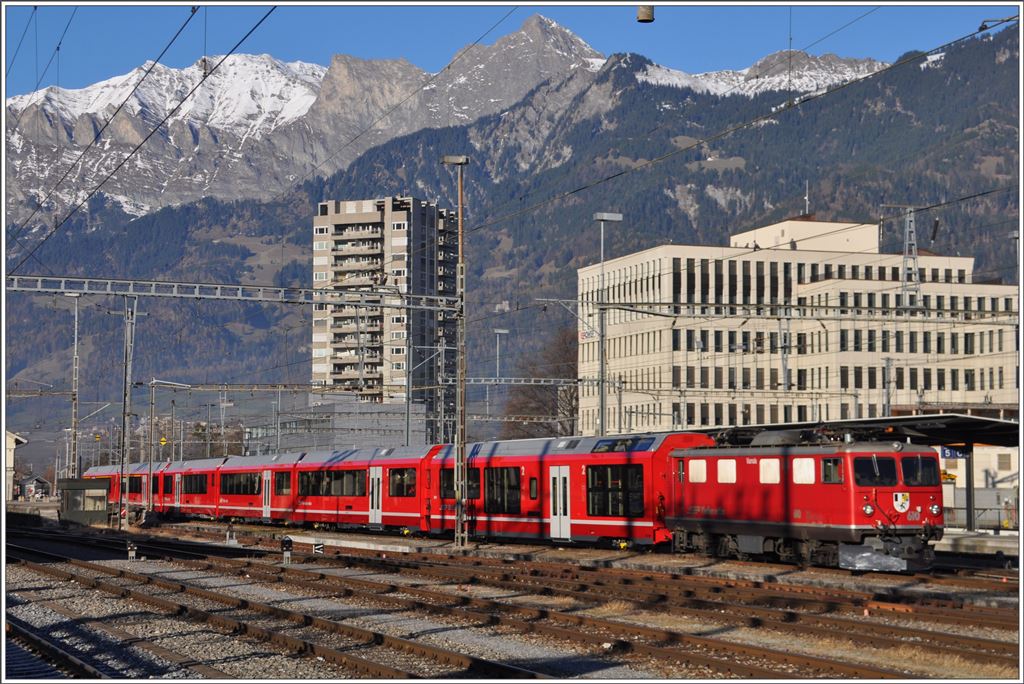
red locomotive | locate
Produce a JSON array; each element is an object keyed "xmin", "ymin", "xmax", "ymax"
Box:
[{"xmin": 83, "ymin": 429, "xmax": 943, "ymax": 571}]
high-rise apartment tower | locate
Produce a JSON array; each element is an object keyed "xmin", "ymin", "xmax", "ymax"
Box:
[{"xmin": 312, "ymin": 196, "xmax": 457, "ymax": 442}]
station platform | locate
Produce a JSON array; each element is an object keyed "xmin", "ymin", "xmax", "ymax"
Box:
[{"xmin": 935, "ymin": 529, "xmax": 1019, "ymax": 558}]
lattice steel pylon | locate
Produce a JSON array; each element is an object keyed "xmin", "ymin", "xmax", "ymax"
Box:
[{"xmin": 901, "ymin": 208, "xmax": 922, "ymax": 310}]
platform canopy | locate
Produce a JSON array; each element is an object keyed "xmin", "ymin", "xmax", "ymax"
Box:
[{"xmin": 702, "ymin": 413, "xmax": 1020, "ymax": 448}]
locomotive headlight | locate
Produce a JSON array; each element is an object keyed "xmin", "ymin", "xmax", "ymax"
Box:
[
  {"xmin": 862, "ymin": 504, "xmax": 874, "ymax": 516},
  {"xmin": 929, "ymin": 504, "xmax": 941, "ymax": 515}
]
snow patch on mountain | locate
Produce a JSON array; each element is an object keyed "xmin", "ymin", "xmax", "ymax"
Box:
[
  {"xmin": 6, "ymin": 54, "xmax": 327, "ymax": 137},
  {"xmin": 636, "ymin": 50, "xmax": 888, "ymax": 97}
]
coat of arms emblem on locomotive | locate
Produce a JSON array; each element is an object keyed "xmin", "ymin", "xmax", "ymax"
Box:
[{"xmin": 893, "ymin": 492, "xmax": 911, "ymax": 513}]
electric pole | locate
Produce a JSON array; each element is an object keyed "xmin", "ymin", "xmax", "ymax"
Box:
[
  {"xmin": 442, "ymin": 154, "xmax": 469, "ymax": 549},
  {"xmin": 69, "ymin": 293, "xmax": 80, "ymax": 478},
  {"xmin": 117, "ymin": 296, "xmax": 138, "ymax": 530}
]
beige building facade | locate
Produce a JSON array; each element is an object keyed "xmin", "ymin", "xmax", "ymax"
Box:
[
  {"xmin": 577, "ymin": 218, "xmax": 1019, "ymax": 436},
  {"xmin": 6, "ymin": 431, "xmax": 27, "ymax": 501},
  {"xmin": 312, "ymin": 196, "xmax": 456, "ymax": 442}
]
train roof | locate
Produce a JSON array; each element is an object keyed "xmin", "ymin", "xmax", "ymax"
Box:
[
  {"xmin": 221, "ymin": 453, "xmax": 307, "ymax": 468},
  {"xmin": 426, "ymin": 433, "xmax": 680, "ymax": 463},
  {"xmin": 298, "ymin": 446, "xmax": 436, "ymax": 467},
  {"xmin": 671, "ymin": 440, "xmax": 937, "ymax": 457},
  {"xmin": 83, "ymin": 465, "xmax": 118, "ymax": 477},
  {"xmin": 163, "ymin": 457, "xmax": 229, "ymax": 472}
]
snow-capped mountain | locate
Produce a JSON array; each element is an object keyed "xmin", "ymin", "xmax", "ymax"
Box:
[
  {"xmin": 5, "ymin": 14, "xmax": 602, "ymax": 229},
  {"xmin": 6, "ymin": 54, "xmax": 326, "ymax": 137},
  {"xmin": 636, "ymin": 50, "xmax": 888, "ymax": 97},
  {"xmin": 5, "ymin": 14, "xmax": 886, "ymax": 232}
]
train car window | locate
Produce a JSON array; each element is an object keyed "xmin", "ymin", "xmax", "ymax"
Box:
[
  {"xmin": 792, "ymin": 457, "xmax": 815, "ymax": 484},
  {"xmin": 152, "ymin": 477, "xmax": 160, "ymax": 494},
  {"xmin": 388, "ymin": 468, "xmax": 417, "ymax": 497},
  {"xmin": 529, "ymin": 477, "xmax": 538, "ymax": 500},
  {"xmin": 299, "ymin": 471, "xmax": 325, "ymax": 496},
  {"xmin": 591, "ymin": 437, "xmax": 655, "ymax": 453},
  {"xmin": 274, "ymin": 471, "xmax": 292, "ymax": 496},
  {"xmin": 484, "ymin": 467, "xmax": 521, "ymax": 514},
  {"xmin": 901, "ymin": 456, "xmax": 940, "ymax": 486},
  {"xmin": 127, "ymin": 476, "xmax": 142, "ymax": 494},
  {"xmin": 853, "ymin": 456, "xmax": 898, "ymax": 486},
  {"xmin": 220, "ymin": 472, "xmax": 260, "ymax": 496},
  {"xmin": 586, "ymin": 464, "xmax": 644, "ymax": 517},
  {"xmin": 183, "ymin": 474, "xmax": 207, "ymax": 494},
  {"xmin": 163, "ymin": 476, "xmax": 173, "ymax": 494},
  {"xmin": 689, "ymin": 459, "xmax": 707, "ymax": 483},
  {"xmin": 339, "ymin": 470, "xmax": 366, "ymax": 496},
  {"xmin": 717, "ymin": 459, "xmax": 737, "ymax": 484},
  {"xmin": 440, "ymin": 468, "xmax": 480, "ymax": 499},
  {"xmin": 821, "ymin": 458, "xmax": 844, "ymax": 484},
  {"xmin": 759, "ymin": 458, "xmax": 780, "ymax": 484}
]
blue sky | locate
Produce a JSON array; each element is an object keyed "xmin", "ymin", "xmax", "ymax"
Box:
[{"xmin": 3, "ymin": 2, "xmax": 1019, "ymax": 99}]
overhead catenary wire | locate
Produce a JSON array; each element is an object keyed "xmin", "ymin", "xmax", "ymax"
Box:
[
  {"xmin": 5, "ymin": 6, "xmax": 37, "ymax": 78},
  {"xmin": 7, "ymin": 7, "xmax": 201, "ymax": 246},
  {"xmin": 9, "ymin": 6, "xmax": 278, "ymax": 276},
  {"xmin": 9, "ymin": 7, "xmax": 78, "ymax": 132},
  {"xmin": 465, "ymin": 16, "xmax": 1019, "ymax": 236},
  {"xmin": 392, "ymin": 14, "xmax": 1016, "ymax": 296},
  {"xmin": 490, "ymin": 6, "xmax": 882, "ymax": 218}
]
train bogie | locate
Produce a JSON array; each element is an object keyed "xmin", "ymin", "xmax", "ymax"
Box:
[
  {"xmin": 81, "ymin": 430, "xmax": 942, "ymax": 572},
  {"xmin": 666, "ymin": 437, "xmax": 944, "ymax": 571}
]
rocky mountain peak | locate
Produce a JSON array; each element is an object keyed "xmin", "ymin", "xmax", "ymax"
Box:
[
  {"xmin": 635, "ymin": 48, "xmax": 888, "ymax": 97},
  {"xmin": 511, "ymin": 13, "xmax": 603, "ymax": 64}
]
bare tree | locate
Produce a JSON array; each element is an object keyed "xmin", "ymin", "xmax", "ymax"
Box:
[{"xmin": 499, "ymin": 327, "xmax": 578, "ymax": 439}]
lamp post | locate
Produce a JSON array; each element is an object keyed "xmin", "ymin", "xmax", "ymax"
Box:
[
  {"xmin": 593, "ymin": 212, "xmax": 622, "ymax": 436},
  {"xmin": 489, "ymin": 328, "xmax": 509, "ymax": 418},
  {"xmin": 442, "ymin": 154, "xmax": 469, "ymax": 548}
]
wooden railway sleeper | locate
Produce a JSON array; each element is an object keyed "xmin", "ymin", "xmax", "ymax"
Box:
[
  {"xmin": 175, "ymin": 550, "xmax": 908, "ymax": 679},
  {"xmin": 7, "ymin": 551, "xmax": 421, "ymax": 679},
  {"xmin": 8, "ymin": 544, "xmax": 546, "ymax": 680},
  {"xmin": 5, "ymin": 614, "xmax": 112, "ymax": 679},
  {"xmin": 40, "ymin": 534, "xmax": 891, "ymax": 679},
  {"xmin": 153, "ymin": 543, "xmax": 1018, "ymax": 666}
]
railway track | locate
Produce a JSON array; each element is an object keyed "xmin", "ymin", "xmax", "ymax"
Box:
[
  {"xmin": 7, "ymin": 532, "xmax": 924, "ymax": 679},
  {"xmin": 130, "ymin": 523, "xmax": 1018, "ymax": 620},
  {"xmin": 7, "ymin": 541, "xmax": 550, "ymax": 679},
  {"xmin": 5, "ymin": 617, "xmax": 110, "ymax": 679},
  {"xmin": 159, "ymin": 519, "xmax": 1020, "ymax": 595},
  {"xmin": 9, "ymin": 528, "xmax": 1019, "ymax": 678}
]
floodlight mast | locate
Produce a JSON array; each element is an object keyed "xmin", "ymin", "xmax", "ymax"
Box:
[{"xmin": 442, "ymin": 154, "xmax": 470, "ymax": 548}]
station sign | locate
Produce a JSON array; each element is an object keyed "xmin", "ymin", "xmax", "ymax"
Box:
[{"xmin": 938, "ymin": 446, "xmax": 969, "ymax": 460}]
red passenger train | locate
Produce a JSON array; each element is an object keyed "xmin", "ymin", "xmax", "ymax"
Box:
[{"xmin": 83, "ymin": 429, "xmax": 944, "ymax": 571}]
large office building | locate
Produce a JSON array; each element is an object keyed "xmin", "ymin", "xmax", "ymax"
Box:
[
  {"xmin": 311, "ymin": 196, "xmax": 457, "ymax": 443},
  {"xmin": 577, "ymin": 216, "xmax": 1018, "ymax": 435}
]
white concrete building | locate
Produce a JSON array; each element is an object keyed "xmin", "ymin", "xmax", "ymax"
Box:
[
  {"xmin": 577, "ymin": 217, "xmax": 1019, "ymax": 435},
  {"xmin": 311, "ymin": 196, "xmax": 457, "ymax": 442},
  {"xmin": 6, "ymin": 431, "xmax": 27, "ymax": 501}
]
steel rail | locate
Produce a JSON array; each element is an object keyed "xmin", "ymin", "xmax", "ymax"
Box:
[
  {"xmin": 5, "ymin": 616, "xmax": 111, "ymax": 679},
  {"xmin": 34, "ymin": 600, "xmax": 236, "ymax": 679},
  {"xmin": 31, "ymin": 530, "xmax": 910, "ymax": 679},
  {"xmin": 6, "ymin": 542, "xmax": 546, "ymax": 680},
  {"xmin": 6, "ymin": 546, "xmax": 418, "ymax": 679}
]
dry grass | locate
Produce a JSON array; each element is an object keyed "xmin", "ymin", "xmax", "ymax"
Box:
[
  {"xmin": 586, "ymin": 599, "xmax": 640, "ymax": 617},
  {"xmin": 780, "ymin": 634, "xmax": 1019, "ymax": 679}
]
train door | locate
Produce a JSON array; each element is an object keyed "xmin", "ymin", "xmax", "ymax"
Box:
[
  {"xmin": 261, "ymin": 469, "xmax": 272, "ymax": 519},
  {"xmin": 548, "ymin": 465, "xmax": 571, "ymax": 540},
  {"xmin": 368, "ymin": 466, "xmax": 383, "ymax": 525},
  {"xmin": 173, "ymin": 473, "xmax": 182, "ymax": 513}
]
